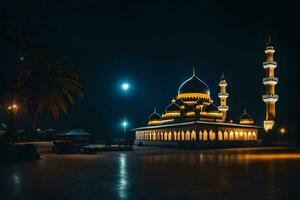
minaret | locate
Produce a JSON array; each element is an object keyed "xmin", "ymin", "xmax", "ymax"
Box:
[
  {"xmin": 262, "ymin": 37, "xmax": 279, "ymax": 132},
  {"xmin": 218, "ymin": 73, "xmax": 229, "ymax": 122}
]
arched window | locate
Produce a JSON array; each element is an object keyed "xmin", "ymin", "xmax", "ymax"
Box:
[
  {"xmin": 253, "ymin": 132, "xmax": 257, "ymax": 140},
  {"xmin": 235, "ymin": 131, "xmax": 239, "ymax": 140},
  {"xmin": 239, "ymin": 132, "xmax": 244, "ymax": 140},
  {"xmin": 191, "ymin": 130, "xmax": 197, "ymax": 141},
  {"xmin": 218, "ymin": 131, "xmax": 223, "ymax": 141},
  {"xmin": 181, "ymin": 131, "xmax": 185, "ymax": 141},
  {"xmin": 164, "ymin": 132, "xmax": 168, "ymax": 141},
  {"xmin": 229, "ymin": 131, "xmax": 234, "ymax": 140},
  {"xmin": 203, "ymin": 130, "xmax": 208, "ymax": 141},
  {"xmin": 153, "ymin": 132, "xmax": 156, "ymax": 140},
  {"xmin": 247, "ymin": 132, "xmax": 251, "ymax": 140},
  {"xmin": 185, "ymin": 130, "xmax": 191, "ymax": 141},
  {"xmin": 199, "ymin": 131, "xmax": 203, "ymax": 140},
  {"xmin": 168, "ymin": 131, "xmax": 172, "ymax": 141},
  {"xmin": 243, "ymin": 132, "xmax": 247, "ymax": 140},
  {"xmin": 173, "ymin": 131, "xmax": 177, "ymax": 140},
  {"xmin": 209, "ymin": 130, "xmax": 215, "ymax": 141},
  {"xmin": 224, "ymin": 131, "xmax": 229, "ymax": 140}
]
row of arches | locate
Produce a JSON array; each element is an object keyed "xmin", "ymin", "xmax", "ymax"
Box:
[{"xmin": 136, "ymin": 129, "xmax": 257, "ymax": 141}]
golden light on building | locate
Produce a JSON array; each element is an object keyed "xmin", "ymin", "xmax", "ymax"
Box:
[
  {"xmin": 262, "ymin": 37, "xmax": 279, "ymax": 132},
  {"xmin": 133, "ymin": 66, "xmax": 261, "ymax": 147}
]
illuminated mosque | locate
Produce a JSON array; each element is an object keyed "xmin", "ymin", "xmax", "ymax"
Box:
[{"xmin": 133, "ymin": 40, "xmax": 279, "ymax": 147}]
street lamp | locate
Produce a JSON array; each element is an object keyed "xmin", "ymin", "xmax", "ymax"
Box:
[
  {"xmin": 121, "ymin": 82, "xmax": 130, "ymax": 146},
  {"xmin": 7, "ymin": 103, "xmax": 18, "ymax": 135},
  {"xmin": 121, "ymin": 83, "xmax": 130, "ymax": 91}
]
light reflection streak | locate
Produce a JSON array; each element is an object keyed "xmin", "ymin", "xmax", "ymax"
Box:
[
  {"xmin": 118, "ymin": 154, "xmax": 128, "ymax": 199},
  {"xmin": 237, "ymin": 154, "xmax": 300, "ymax": 160},
  {"xmin": 12, "ymin": 173, "xmax": 21, "ymax": 193}
]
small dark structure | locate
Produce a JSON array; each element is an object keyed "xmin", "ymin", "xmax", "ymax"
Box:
[{"xmin": 52, "ymin": 129, "xmax": 91, "ymax": 153}]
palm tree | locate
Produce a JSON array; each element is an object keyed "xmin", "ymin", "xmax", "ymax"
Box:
[{"xmin": 18, "ymin": 57, "xmax": 84, "ymax": 132}]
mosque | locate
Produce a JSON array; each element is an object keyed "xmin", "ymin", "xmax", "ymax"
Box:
[{"xmin": 133, "ymin": 40, "xmax": 278, "ymax": 147}]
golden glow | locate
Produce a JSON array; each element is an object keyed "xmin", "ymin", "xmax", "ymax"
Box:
[
  {"xmin": 209, "ymin": 130, "xmax": 215, "ymax": 141},
  {"xmin": 280, "ymin": 128, "xmax": 285, "ymax": 134},
  {"xmin": 168, "ymin": 131, "xmax": 172, "ymax": 140},
  {"xmin": 186, "ymin": 111, "xmax": 196, "ymax": 117},
  {"xmin": 224, "ymin": 131, "xmax": 229, "ymax": 140},
  {"xmin": 183, "ymin": 101, "xmax": 198, "ymax": 105},
  {"xmin": 148, "ymin": 120, "xmax": 161, "ymax": 125},
  {"xmin": 160, "ymin": 119, "xmax": 174, "ymax": 124},
  {"xmin": 136, "ymin": 128, "xmax": 258, "ymax": 142},
  {"xmin": 164, "ymin": 112, "xmax": 180, "ymax": 117},
  {"xmin": 264, "ymin": 120, "xmax": 275, "ymax": 132},
  {"xmin": 8, "ymin": 104, "xmax": 18, "ymax": 111},
  {"xmin": 218, "ymin": 131, "xmax": 223, "ymax": 141},
  {"xmin": 237, "ymin": 153, "xmax": 300, "ymax": 160},
  {"xmin": 177, "ymin": 93, "xmax": 210, "ymax": 100},
  {"xmin": 191, "ymin": 130, "xmax": 196, "ymax": 141},
  {"xmin": 185, "ymin": 130, "xmax": 190, "ymax": 140},
  {"xmin": 203, "ymin": 130, "xmax": 208, "ymax": 141},
  {"xmin": 240, "ymin": 119, "xmax": 254, "ymax": 125}
]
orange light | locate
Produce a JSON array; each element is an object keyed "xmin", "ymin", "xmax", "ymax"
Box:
[{"xmin": 280, "ymin": 128, "xmax": 285, "ymax": 134}]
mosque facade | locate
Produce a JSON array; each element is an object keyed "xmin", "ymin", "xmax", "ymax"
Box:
[{"xmin": 133, "ymin": 40, "xmax": 278, "ymax": 147}]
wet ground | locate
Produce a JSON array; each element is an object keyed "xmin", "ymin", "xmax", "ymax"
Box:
[{"xmin": 1, "ymin": 142, "xmax": 300, "ymax": 200}]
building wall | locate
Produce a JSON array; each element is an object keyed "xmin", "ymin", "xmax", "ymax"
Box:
[{"xmin": 135, "ymin": 125, "xmax": 258, "ymax": 142}]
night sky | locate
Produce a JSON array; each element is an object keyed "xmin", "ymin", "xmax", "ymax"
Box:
[{"xmin": 0, "ymin": 0, "xmax": 299, "ymax": 137}]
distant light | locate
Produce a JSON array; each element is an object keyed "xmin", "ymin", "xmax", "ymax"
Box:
[
  {"xmin": 121, "ymin": 83, "xmax": 130, "ymax": 91},
  {"xmin": 20, "ymin": 56, "xmax": 24, "ymax": 61},
  {"xmin": 122, "ymin": 121, "xmax": 128, "ymax": 127},
  {"xmin": 280, "ymin": 128, "xmax": 285, "ymax": 134}
]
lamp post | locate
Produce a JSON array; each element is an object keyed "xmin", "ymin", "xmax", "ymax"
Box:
[
  {"xmin": 7, "ymin": 103, "xmax": 18, "ymax": 135},
  {"xmin": 121, "ymin": 82, "xmax": 130, "ymax": 146}
]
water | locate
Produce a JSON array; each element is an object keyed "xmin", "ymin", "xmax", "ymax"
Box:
[{"xmin": 1, "ymin": 142, "xmax": 300, "ymax": 200}]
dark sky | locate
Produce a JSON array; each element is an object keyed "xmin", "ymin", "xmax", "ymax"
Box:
[{"xmin": 0, "ymin": 0, "xmax": 299, "ymax": 136}]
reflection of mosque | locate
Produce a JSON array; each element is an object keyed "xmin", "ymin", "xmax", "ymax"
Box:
[{"xmin": 133, "ymin": 40, "xmax": 279, "ymax": 147}]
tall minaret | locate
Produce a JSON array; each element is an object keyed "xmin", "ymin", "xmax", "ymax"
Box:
[
  {"xmin": 262, "ymin": 37, "xmax": 279, "ymax": 132},
  {"xmin": 218, "ymin": 74, "xmax": 229, "ymax": 122}
]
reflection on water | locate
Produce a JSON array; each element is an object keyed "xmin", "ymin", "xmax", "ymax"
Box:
[
  {"xmin": 12, "ymin": 173, "xmax": 21, "ymax": 194},
  {"xmin": 118, "ymin": 154, "xmax": 128, "ymax": 199},
  {"xmin": 1, "ymin": 145, "xmax": 300, "ymax": 200}
]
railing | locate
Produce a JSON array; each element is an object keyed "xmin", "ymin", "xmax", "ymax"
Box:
[
  {"xmin": 218, "ymin": 105, "xmax": 229, "ymax": 111},
  {"xmin": 263, "ymin": 77, "xmax": 278, "ymax": 85},
  {"xmin": 218, "ymin": 93, "xmax": 229, "ymax": 98},
  {"xmin": 262, "ymin": 94, "xmax": 279, "ymax": 101},
  {"xmin": 263, "ymin": 61, "xmax": 277, "ymax": 69}
]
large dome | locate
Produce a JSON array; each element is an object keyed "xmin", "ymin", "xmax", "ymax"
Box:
[{"xmin": 177, "ymin": 71, "xmax": 210, "ymax": 102}]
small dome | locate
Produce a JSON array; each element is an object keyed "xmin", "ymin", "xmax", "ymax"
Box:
[
  {"xmin": 165, "ymin": 102, "xmax": 180, "ymax": 113},
  {"xmin": 239, "ymin": 109, "xmax": 254, "ymax": 124},
  {"xmin": 149, "ymin": 112, "xmax": 161, "ymax": 121},
  {"xmin": 240, "ymin": 110, "xmax": 252, "ymax": 120},
  {"xmin": 204, "ymin": 104, "xmax": 219, "ymax": 113}
]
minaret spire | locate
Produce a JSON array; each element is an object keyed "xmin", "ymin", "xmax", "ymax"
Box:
[
  {"xmin": 262, "ymin": 38, "xmax": 278, "ymax": 132},
  {"xmin": 192, "ymin": 66, "xmax": 196, "ymax": 76},
  {"xmin": 218, "ymin": 74, "xmax": 229, "ymax": 122}
]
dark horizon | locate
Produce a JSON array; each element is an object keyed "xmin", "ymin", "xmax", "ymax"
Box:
[{"xmin": 0, "ymin": 0, "xmax": 299, "ymax": 137}]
